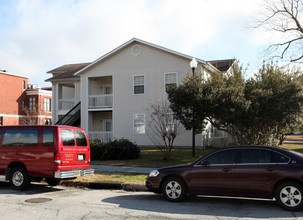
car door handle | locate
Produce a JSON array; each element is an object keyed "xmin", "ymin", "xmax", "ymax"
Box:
[
  {"xmin": 266, "ymin": 167, "xmax": 275, "ymax": 171},
  {"xmin": 222, "ymin": 168, "xmax": 232, "ymax": 172}
]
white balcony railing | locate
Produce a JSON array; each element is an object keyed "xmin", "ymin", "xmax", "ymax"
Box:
[
  {"xmin": 88, "ymin": 131, "xmax": 112, "ymax": 143},
  {"xmin": 59, "ymin": 99, "xmax": 75, "ymax": 110},
  {"xmin": 88, "ymin": 95, "xmax": 113, "ymax": 108}
]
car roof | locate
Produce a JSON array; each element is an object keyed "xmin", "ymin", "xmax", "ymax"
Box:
[{"xmin": 0, "ymin": 125, "xmax": 84, "ymax": 130}]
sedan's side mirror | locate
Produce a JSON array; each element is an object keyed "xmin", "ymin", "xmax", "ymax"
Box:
[{"xmin": 201, "ymin": 161, "xmax": 210, "ymax": 166}]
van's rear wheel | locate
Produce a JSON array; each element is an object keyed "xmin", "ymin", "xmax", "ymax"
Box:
[
  {"xmin": 9, "ymin": 166, "xmax": 30, "ymax": 190},
  {"xmin": 45, "ymin": 178, "xmax": 63, "ymax": 186}
]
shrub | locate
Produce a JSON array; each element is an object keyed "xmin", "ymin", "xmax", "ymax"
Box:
[
  {"xmin": 89, "ymin": 138, "xmax": 140, "ymax": 160},
  {"xmin": 89, "ymin": 139, "xmax": 105, "ymax": 160}
]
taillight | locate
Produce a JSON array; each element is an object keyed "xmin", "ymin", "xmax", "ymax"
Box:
[{"xmin": 54, "ymin": 153, "xmax": 61, "ymax": 163}]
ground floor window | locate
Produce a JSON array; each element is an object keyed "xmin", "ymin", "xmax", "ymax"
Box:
[{"xmin": 133, "ymin": 114, "xmax": 145, "ymax": 134}]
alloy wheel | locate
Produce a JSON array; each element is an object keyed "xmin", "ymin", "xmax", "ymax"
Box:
[{"xmin": 280, "ymin": 186, "xmax": 302, "ymax": 207}]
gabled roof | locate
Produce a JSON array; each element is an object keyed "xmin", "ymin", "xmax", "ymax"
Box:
[
  {"xmin": 45, "ymin": 39, "xmax": 236, "ymax": 81},
  {"xmin": 208, "ymin": 59, "xmax": 236, "ymax": 72},
  {"xmin": 45, "ymin": 63, "xmax": 91, "ymax": 82},
  {"xmin": 74, "ymin": 38, "xmax": 207, "ymax": 76}
]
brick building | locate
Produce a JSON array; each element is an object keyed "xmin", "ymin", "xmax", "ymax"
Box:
[{"xmin": 0, "ymin": 70, "xmax": 52, "ymax": 125}]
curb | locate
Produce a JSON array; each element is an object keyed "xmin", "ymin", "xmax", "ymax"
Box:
[{"xmin": 62, "ymin": 181, "xmax": 148, "ymax": 192}]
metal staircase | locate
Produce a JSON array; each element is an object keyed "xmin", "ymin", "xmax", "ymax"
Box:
[{"xmin": 55, "ymin": 102, "xmax": 81, "ymax": 126}]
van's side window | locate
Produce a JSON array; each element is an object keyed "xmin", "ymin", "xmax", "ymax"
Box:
[
  {"xmin": 61, "ymin": 129, "xmax": 75, "ymax": 146},
  {"xmin": 75, "ymin": 130, "xmax": 87, "ymax": 146},
  {"xmin": 43, "ymin": 129, "xmax": 54, "ymax": 146},
  {"xmin": 2, "ymin": 129, "xmax": 38, "ymax": 146}
]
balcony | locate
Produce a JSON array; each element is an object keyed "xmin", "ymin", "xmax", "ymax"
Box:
[
  {"xmin": 88, "ymin": 131, "xmax": 112, "ymax": 143},
  {"xmin": 59, "ymin": 99, "xmax": 75, "ymax": 110},
  {"xmin": 88, "ymin": 95, "xmax": 113, "ymax": 109}
]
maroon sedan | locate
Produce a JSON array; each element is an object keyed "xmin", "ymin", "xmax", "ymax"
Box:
[{"xmin": 146, "ymin": 146, "xmax": 303, "ymax": 211}]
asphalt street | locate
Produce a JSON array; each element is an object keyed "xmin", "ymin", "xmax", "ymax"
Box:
[{"xmin": 0, "ymin": 182, "xmax": 302, "ymax": 220}]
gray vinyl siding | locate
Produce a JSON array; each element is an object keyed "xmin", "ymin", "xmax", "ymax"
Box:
[{"xmin": 79, "ymin": 42, "xmax": 205, "ymax": 146}]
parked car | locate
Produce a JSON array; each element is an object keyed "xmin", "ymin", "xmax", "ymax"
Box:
[
  {"xmin": 0, "ymin": 125, "xmax": 94, "ymax": 190},
  {"xmin": 146, "ymin": 146, "xmax": 303, "ymax": 211}
]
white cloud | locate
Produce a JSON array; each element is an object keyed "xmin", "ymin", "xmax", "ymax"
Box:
[{"xmin": 0, "ymin": 0, "xmax": 270, "ymax": 87}]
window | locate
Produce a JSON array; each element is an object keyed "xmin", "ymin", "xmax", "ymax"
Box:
[
  {"xmin": 45, "ymin": 119, "xmax": 51, "ymax": 125},
  {"xmin": 272, "ymin": 151, "xmax": 290, "ymax": 163},
  {"xmin": 205, "ymin": 149, "xmax": 238, "ymax": 165},
  {"xmin": 240, "ymin": 149, "xmax": 290, "ymax": 164},
  {"xmin": 103, "ymin": 120, "xmax": 112, "ymax": 131},
  {"xmin": 61, "ymin": 129, "xmax": 75, "ymax": 146},
  {"xmin": 133, "ymin": 114, "xmax": 145, "ymax": 134},
  {"xmin": 2, "ymin": 129, "xmax": 38, "ymax": 146},
  {"xmin": 240, "ymin": 149, "xmax": 271, "ymax": 164},
  {"xmin": 29, "ymin": 97, "xmax": 36, "ymax": 111},
  {"xmin": 75, "ymin": 130, "xmax": 88, "ymax": 146},
  {"xmin": 165, "ymin": 111, "xmax": 178, "ymax": 134},
  {"xmin": 22, "ymin": 100, "xmax": 25, "ymax": 110},
  {"xmin": 43, "ymin": 129, "xmax": 54, "ymax": 146},
  {"xmin": 165, "ymin": 72, "xmax": 177, "ymax": 92},
  {"xmin": 105, "ymin": 86, "xmax": 112, "ymax": 94},
  {"xmin": 44, "ymin": 98, "xmax": 51, "ymax": 112},
  {"xmin": 134, "ymin": 75, "xmax": 144, "ymax": 94},
  {"xmin": 22, "ymin": 80, "xmax": 26, "ymax": 90}
]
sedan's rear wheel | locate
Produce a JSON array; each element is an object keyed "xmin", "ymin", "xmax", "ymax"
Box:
[
  {"xmin": 162, "ymin": 177, "xmax": 186, "ymax": 202},
  {"xmin": 275, "ymin": 182, "xmax": 303, "ymax": 211}
]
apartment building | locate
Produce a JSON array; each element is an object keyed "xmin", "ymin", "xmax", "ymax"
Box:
[
  {"xmin": 0, "ymin": 70, "xmax": 52, "ymax": 125},
  {"xmin": 46, "ymin": 38, "xmax": 235, "ymax": 147}
]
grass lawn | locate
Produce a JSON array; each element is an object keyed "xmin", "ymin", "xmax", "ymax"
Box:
[
  {"xmin": 91, "ymin": 147, "xmax": 215, "ymax": 168},
  {"xmin": 73, "ymin": 171, "xmax": 147, "ymax": 185},
  {"xmin": 78, "ymin": 135, "xmax": 303, "ymax": 185},
  {"xmin": 80, "ymin": 147, "xmax": 214, "ymax": 186}
]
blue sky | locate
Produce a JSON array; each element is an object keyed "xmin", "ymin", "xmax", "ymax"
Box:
[{"xmin": 0, "ymin": 0, "xmax": 276, "ymax": 87}]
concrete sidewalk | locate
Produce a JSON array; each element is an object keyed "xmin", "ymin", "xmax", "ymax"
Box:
[{"xmin": 90, "ymin": 165, "xmax": 156, "ymax": 174}]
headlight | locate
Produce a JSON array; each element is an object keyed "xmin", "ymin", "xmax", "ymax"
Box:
[{"xmin": 149, "ymin": 170, "xmax": 159, "ymax": 177}]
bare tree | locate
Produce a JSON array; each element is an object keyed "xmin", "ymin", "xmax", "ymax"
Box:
[
  {"xmin": 22, "ymin": 107, "xmax": 39, "ymax": 125},
  {"xmin": 254, "ymin": 0, "xmax": 303, "ymax": 62},
  {"xmin": 146, "ymin": 99, "xmax": 182, "ymax": 160}
]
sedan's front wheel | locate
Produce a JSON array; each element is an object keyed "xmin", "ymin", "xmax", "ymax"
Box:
[
  {"xmin": 275, "ymin": 182, "xmax": 303, "ymax": 211},
  {"xmin": 162, "ymin": 177, "xmax": 187, "ymax": 202}
]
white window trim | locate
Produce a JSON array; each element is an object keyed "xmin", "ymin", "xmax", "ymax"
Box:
[
  {"xmin": 44, "ymin": 98, "xmax": 51, "ymax": 112},
  {"xmin": 133, "ymin": 74, "xmax": 145, "ymax": 95},
  {"xmin": 133, "ymin": 113, "xmax": 146, "ymax": 134},
  {"xmin": 164, "ymin": 72, "xmax": 178, "ymax": 93}
]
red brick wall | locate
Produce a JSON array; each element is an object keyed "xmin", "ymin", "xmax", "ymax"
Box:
[
  {"xmin": 0, "ymin": 72, "xmax": 52, "ymax": 125},
  {"xmin": 0, "ymin": 73, "xmax": 28, "ymax": 125}
]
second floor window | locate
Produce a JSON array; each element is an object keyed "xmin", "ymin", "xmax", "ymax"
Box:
[
  {"xmin": 165, "ymin": 72, "xmax": 177, "ymax": 92},
  {"xmin": 29, "ymin": 97, "xmax": 35, "ymax": 111},
  {"xmin": 22, "ymin": 100, "xmax": 25, "ymax": 110},
  {"xmin": 134, "ymin": 75, "xmax": 144, "ymax": 94},
  {"xmin": 44, "ymin": 98, "xmax": 51, "ymax": 112}
]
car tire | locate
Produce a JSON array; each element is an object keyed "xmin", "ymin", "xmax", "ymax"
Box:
[
  {"xmin": 162, "ymin": 176, "xmax": 187, "ymax": 202},
  {"xmin": 9, "ymin": 166, "xmax": 30, "ymax": 190},
  {"xmin": 45, "ymin": 177, "xmax": 63, "ymax": 186},
  {"xmin": 275, "ymin": 182, "xmax": 303, "ymax": 211}
]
